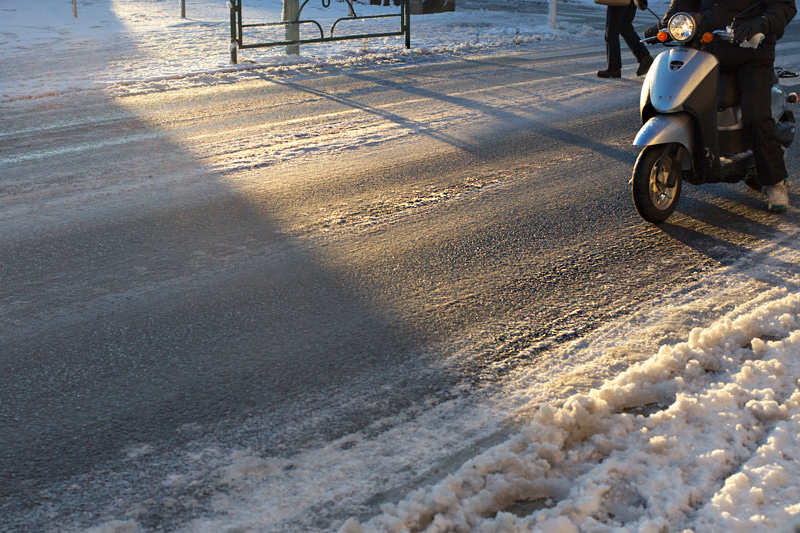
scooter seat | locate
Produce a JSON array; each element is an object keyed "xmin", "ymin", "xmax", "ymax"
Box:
[{"xmin": 717, "ymin": 73, "xmax": 740, "ymax": 111}]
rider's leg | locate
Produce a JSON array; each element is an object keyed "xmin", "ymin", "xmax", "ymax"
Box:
[{"xmin": 738, "ymin": 60, "xmax": 790, "ymax": 210}]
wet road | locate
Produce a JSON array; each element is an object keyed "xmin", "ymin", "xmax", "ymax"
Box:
[{"xmin": 2, "ymin": 33, "xmax": 800, "ymax": 529}]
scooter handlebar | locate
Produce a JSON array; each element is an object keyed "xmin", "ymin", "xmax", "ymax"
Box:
[
  {"xmin": 711, "ymin": 28, "xmax": 764, "ymax": 48},
  {"xmin": 641, "ymin": 36, "xmax": 663, "ymax": 44},
  {"xmin": 639, "ymin": 24, "xmax": 762, "ymax": 47}
]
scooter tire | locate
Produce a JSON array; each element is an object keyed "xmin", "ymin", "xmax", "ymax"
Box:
[{"xmin": 631, "ymin": 145, "xmax": 682, "ymax": 224}]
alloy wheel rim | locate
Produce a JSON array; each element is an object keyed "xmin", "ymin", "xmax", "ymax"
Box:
[{"xmin": 649, "ymin": 158, "xmax": 676, "ymax": 210}]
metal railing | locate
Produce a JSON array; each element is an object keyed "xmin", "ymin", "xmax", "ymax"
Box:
[{"xmin": 228, "ymin": 0, "xmax": 411, "ymax": 63}]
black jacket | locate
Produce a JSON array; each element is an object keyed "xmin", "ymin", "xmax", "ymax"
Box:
[{"xmin": 662, "ymin": 0, "xmax": 796, "ymax": 49}]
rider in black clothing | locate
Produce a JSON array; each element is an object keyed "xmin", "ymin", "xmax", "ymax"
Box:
[{"xmin": 653, "ymin": 0, "xmax": 797, "ymax": 210}]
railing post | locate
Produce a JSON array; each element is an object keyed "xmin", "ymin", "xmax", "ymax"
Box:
[
  {"xmin": 228, "ymin": 0, "xmax": 409, "ymax": 57},
  {"xmin": 229, "ymin": 0, "xmax": 238, "ymax": 63},
  {"xmin": 405, "ymin": 0, "xmax": 411, "ymax": 48},
  {"xmin": 283, "ymin": 0, "xmax": 300, "ymax": 55}
]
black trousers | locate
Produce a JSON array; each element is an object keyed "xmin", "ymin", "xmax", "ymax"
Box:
[
  {"xmin": 717, "ymin": 46, "xmax": 788, "ymax": 186},
  {"xmin": 604, "ymin": 3, "xmax": 649, "ymax": 71}
]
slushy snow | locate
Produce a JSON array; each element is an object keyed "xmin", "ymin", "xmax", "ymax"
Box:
[{"xmin": 342, "ymin": 288, "xmax": 800, "ymax": 532}]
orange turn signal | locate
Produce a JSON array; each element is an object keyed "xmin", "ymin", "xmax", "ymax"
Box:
[
  {"xmin": 657, "ymin": 31, "xmax": 669, "ymax": 42},
  {"xmin": 701, "ymin": 32, "xmax": 714, "ymax": 43}
]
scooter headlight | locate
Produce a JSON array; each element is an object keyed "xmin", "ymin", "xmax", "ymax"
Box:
[{"xmin": 668, "ymin": 13, "xmax": 696, "ymax": 43}]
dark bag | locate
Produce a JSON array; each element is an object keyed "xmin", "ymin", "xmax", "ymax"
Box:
[{"xmin": 594, "ymin": 0, "xmax": 631, "ymax": 6}]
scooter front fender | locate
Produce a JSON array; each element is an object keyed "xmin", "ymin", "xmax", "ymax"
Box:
[
  {"xmin": 634, "ymin": 113, "xmax": 693, "ymax": 149},
  {"xmin": 633, "ymin": 113, "xmax": 694, "ymax": 170}
]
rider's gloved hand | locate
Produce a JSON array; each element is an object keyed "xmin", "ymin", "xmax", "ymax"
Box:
[
  {"xmin": 643, "ymin": 24, "xmax": 661, "ymax": 38},
  {"xmin": 634, "ymin": 0, "xmax": 647, "ymax": 10},
  {"xmin": 734, "ymin": 16, "xmax": 769, "ymax": 41}
]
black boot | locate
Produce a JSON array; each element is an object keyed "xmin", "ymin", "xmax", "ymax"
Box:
[
  {"xmin": 636, "ymin": 55, "xmax": 653, "ymax": 76},
  {"xmin": 597, "ymin": 69, "xmax": 621, "ymax": 78}
]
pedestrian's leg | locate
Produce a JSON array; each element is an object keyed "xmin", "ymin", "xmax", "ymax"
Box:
[
  {"xmin": 619, "ymin": 3, "xmax": 649, "ymax": 62},
  {"xmin": 619, "ymin": 3, "xmax": 653, "ymax": 75},
  {"xmin": 600, "ymin": 6, "xmax": 625, "ymax": 77}
]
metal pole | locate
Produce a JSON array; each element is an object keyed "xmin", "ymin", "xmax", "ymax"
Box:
[
  {"xmin": 405, "ymin": 0, "xmax": 411, "ymax": 48},
  {"xmin": 181, "ymin": 0, "xmax": 186, "ymax": 18},
  {"xmin": 229, "ymin": 0, "xmax": 238, "ymax": 63},
  {"xmin": 283, "ymin": 0, "xmax": 300, "ymax": 55},
  {"xmin": 548, "ymin": 0, "xmax": 556, "ymax": 29},
  {"xmin": 73, "ymin": 0, "xmax": 78, "ymax": 18}
]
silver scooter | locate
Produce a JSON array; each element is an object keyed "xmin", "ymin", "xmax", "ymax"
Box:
[{"xmin": 631, "ymin": 12, "xmax": 798, "ymax": 223}]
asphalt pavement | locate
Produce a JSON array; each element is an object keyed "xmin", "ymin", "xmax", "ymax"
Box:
[{"xmin": 3, "ymin": 7, "xmax": 800, "ymax": 530}]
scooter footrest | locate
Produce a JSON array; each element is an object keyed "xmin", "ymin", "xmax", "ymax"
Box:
[{"xmin": 719, "ymin": 156, "xmax": 752, "ymax": 183}]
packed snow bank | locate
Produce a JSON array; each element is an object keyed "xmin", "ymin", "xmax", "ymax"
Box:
[{"xmin": 343, "ymin": 287, "xmax": 800, "ymax": 532}]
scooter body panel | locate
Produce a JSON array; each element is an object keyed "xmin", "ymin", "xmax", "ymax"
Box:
[
  {"xmin": 646, "ymin": 48, "xmax": 719, "ymax": 114},
  {"xmin": 772, "ymin": 85, "xmax": 790, "ymax": 121},
  {"xmin": 638, "ymin": 46, "xmax": 721, "ymax": 181}
]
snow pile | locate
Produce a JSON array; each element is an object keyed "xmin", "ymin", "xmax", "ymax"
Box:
[{"xmin": 344, "ymin": 288, "xmax": 800, "ymax": 532}]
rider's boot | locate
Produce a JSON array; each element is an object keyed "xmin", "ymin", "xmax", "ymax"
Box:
[{"xmin": 764, "ymin": 180, "xmax": 790, "ymax": 211}]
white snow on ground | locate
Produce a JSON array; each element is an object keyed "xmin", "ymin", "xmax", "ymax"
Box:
[
  {"xmin": 3, "ymin": 1, "xmax": 800, "ymax": 532},
  {"xmin": 0, "ymin": 0, "xmax": 606, "ymax": 101}
]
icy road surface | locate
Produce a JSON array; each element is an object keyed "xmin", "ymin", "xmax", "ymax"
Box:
[{"xmin": 2, "ymin": 1, "xmax": 800, "ymax": 532}]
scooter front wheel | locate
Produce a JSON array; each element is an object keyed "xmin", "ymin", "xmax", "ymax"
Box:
[{"xmin": 631, "ymin": 144, "xmax": 683, "ymax": 224}]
